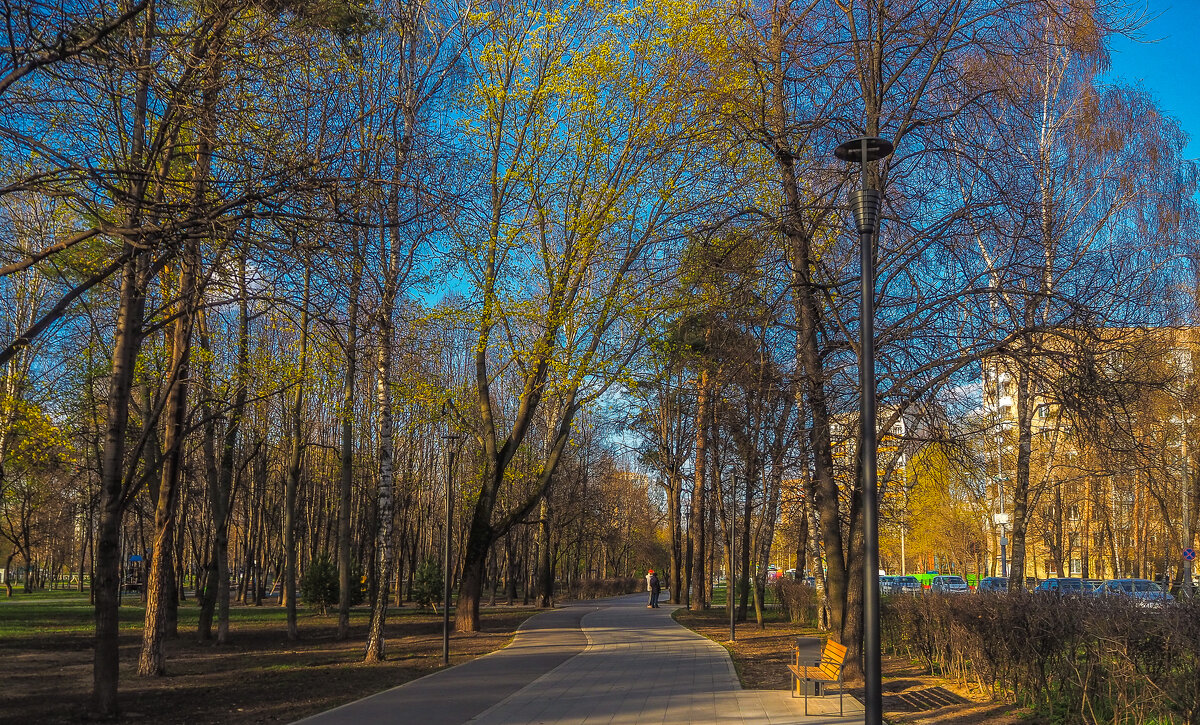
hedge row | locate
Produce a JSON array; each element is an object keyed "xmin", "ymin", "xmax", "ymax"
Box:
[
  {"xmin": 567, "ymin": 577, "xmax": 643, "ymax": 600},
  {"xmin": 882, "ymin": 593, "xmax": 1200, "ymax": 724}
]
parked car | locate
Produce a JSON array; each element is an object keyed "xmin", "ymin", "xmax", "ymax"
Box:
[
  {"xmin": 930, "ymin": 575, "xmax": 970, "ymax": 594},
  {"xmin": 1099, "ymin": 578, "xmax": 1175, "ymax": 607},
  {"xmin": 890, "ymin": 575, "xmax": 922, "ymax": 595},
  {"xmin": 879, "ymin": 575, "xmax": 895, "ymax": 593},
  {"xmin": 976, "ymin": 576, "xmax": 1008, "ymax": 593},
  {"xmin": 1033, "ymin": 577, "xmax": 1085, "ymax": 595}
]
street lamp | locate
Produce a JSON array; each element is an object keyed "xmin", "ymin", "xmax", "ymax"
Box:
[
  {"xmin": 994, "ymin": 512, "xmax": 1010, "ymax": 577},
  {"xmin": 441, "ymin": 433, "xmax": 464, "ymax": 666},
  {"xmin": 833, "ymin": 134, "xmax": 893, "ymax": 725}
]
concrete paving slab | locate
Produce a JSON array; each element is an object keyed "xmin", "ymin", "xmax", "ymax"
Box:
[
  {"xmin": 296, "ymin": 594, "xmax": 864, "ymax": 725},
  {"xmin": 294, "ymin": 604, "xmax": 598, "ymax": 725}
]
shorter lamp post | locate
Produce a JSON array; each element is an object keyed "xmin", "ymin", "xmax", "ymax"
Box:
[
  {"xmin": 994, "ymin": 512, "xmax": 1010, "ymax": 578},
  {"xmin": 833, "ymin": 134, "xmax": 893, "ymax": 725},
  {"xmin": 729, "ymin": 470, "xmax": 737, "ymax": 643},
  {"xmin": 441, "ymin": 433, "xmax": 464, "ymax": 666}
]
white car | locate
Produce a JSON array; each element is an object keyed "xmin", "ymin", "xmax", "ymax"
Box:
[{"xmin": 930, "ymin": 575, "xmax": 970, "ymax": 594}]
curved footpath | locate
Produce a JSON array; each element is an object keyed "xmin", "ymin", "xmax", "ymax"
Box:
[{"xmin": 295, "ymin": 594, "xmax": 863, "ymax": 725}]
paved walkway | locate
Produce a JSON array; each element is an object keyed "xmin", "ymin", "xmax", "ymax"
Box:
[{"xmin": 296, "ymin": 594, "xmax": 863, "ymax": 725}]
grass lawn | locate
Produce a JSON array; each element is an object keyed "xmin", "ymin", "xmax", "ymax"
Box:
[{"xmin": 0, "ymin": 589, "xmax": 538, "ymax": 724}]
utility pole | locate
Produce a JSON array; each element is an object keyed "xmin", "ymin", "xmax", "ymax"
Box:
[
  {"xmin": 1182, "ymin": 409, "xmax": 1193, "ymax": 596},
  {"xmin": 442, "ymin": 434, "xmax": 463, "ymax": 665}
]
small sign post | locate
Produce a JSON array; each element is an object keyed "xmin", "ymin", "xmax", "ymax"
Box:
[{"xmin": 1184, "ymin": 548, "xmax": 1196, "ymax": 562}]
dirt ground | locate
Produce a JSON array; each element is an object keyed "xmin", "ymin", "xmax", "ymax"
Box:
[
  {"xmin": 1, "ymin": 593, "xmax": 537, "ymax": 725},
  {"xmin": 672, "ymin": 607, "xmax": 1032, "ymax": 725}
]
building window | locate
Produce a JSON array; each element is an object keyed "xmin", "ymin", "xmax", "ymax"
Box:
[{"xmin": 1070, "ymin": 558, "xmax": 1082, "ymax": 575}]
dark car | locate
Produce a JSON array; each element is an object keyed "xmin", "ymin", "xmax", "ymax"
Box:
[
  {"xmin": 890, "ymin": 575, "xmax": 921, "ymax": 595},
  {"xmin": 1033, "ymin": 577, "xmax": 1085, "ymax": 595},
  {"xmin": 976, "ymin": 576, "xmax": 1008, "ymax": 593},
  {"xmin": 1100, "ymin": 578, "xmax": 1175, "ymax": 607}
]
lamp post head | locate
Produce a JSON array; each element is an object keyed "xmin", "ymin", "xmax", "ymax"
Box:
[
  {"xmin": 849, "ymin": 189, "xmax": 882, "ymax": 235},
  {"xmin": 835, "ymin": 136, "xmax": 892, "ymax": 235},
  {"xmin": 833, "ymin": 136, "xmax": 894, "ymax": 164}
]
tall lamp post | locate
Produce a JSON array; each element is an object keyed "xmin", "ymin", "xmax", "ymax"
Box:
[
  {"xmin": 834, "ymin": 135, "xmax": 893, "ymax": 725},
  {"xmin": 442, "ymin": 433, "xmax": 464, "ymax": 666}
]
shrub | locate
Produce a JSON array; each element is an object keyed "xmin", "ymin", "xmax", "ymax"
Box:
[
  {"xmin": 411, "ymin": 557, "xmax": 443, "ymax": 611},
  {"xmin": 772, "ymin": 579, "xmax": 819, "ymax": 626},
  {"xmin": 882, "ymin": 592, "xmax": 1200, "ymax": 724},
  {"xmin": 299, "ymin": 555, "xmax": 338, "ymax": 615},
  {"xmin": 347, "ymin": 560, "xmax": 366, "ymax": 606},
  {"xmin": 299, "ymin": 555, "xmax": 367, "ymax": 614},
  {"xmin": 568, "ymin": 577, "xmax": 642, "ymax": 600}
]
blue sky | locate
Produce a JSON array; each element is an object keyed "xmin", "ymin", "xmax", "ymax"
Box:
[{"xmin": 1106, "ymin": 0, "xmax": 1200, "ymax": 160}]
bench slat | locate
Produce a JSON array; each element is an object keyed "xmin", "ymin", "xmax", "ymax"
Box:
[{"xmin": 788, "ymin": 664, "xmax": 839, "ymax": 682}]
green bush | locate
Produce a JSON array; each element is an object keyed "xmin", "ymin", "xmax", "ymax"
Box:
[
  {"xmin": 348, "ymin": 560, "xmax": 366, "ymax": 606},
  {"xmin": 299, "ymin": 555, "xmax": 366, "ymax": 613},
  {"xmin": 411, "ymin": 557, "xmax": 443, "ymax": 611},
  {"xmin": 299, "ymin": 555, "xmax": 338, "ymax": 615}
]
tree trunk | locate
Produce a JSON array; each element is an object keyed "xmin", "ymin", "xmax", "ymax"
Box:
[
  {"xmin": 92, "ymin": 247, "xmax": 148, "ymax": 716},
  {"xmin": 784, "ymin": 188, "xmax": 847, "ymax": 645},
  {"xmin": 668, "ymin": 472, "xmax": 682, "ymax": 604},
  {"xmin": 1009, "ymin": 361, "xmax": 1035, "ymax": 590},
  {"xmin": 337, "ymin": 259, "xmax": 361, "ymax": 640},
  {"xmin": 690, "ymin": 373, "xmax": 709, "ymax": 611},
  {"xmin": 454, "ymin": 492, "xmax": 494, "ymax": 631},
  {"xmin": 139, "ymin": 240, "xmax": 195, "ymax": 675},
  {"xmin": 283, "ymin": 269, "xmax": 311, "ymax": 641},
  {"xmin": 364, "ymin": 315, "xmax": 396, "ymax": 662}
]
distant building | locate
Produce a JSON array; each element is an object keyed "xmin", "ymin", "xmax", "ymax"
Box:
[{"xmin": 979, "ymin": 327, "xmax": 1199, "ymax": 583}]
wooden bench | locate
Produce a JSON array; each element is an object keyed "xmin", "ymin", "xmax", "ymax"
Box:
[{"xmin": 787, "ymin": 638, "xmax": 847, "ymax": 715}]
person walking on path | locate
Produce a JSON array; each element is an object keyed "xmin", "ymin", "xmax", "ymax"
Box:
[{"xmin": 647, "ymin": 570, "xmax": 661, "ymax": 608}]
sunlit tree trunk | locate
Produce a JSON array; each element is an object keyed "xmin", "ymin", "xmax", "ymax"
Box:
[{"xmin": 139, "ymin": 242, "xmax": 196, "ymax": 675}]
